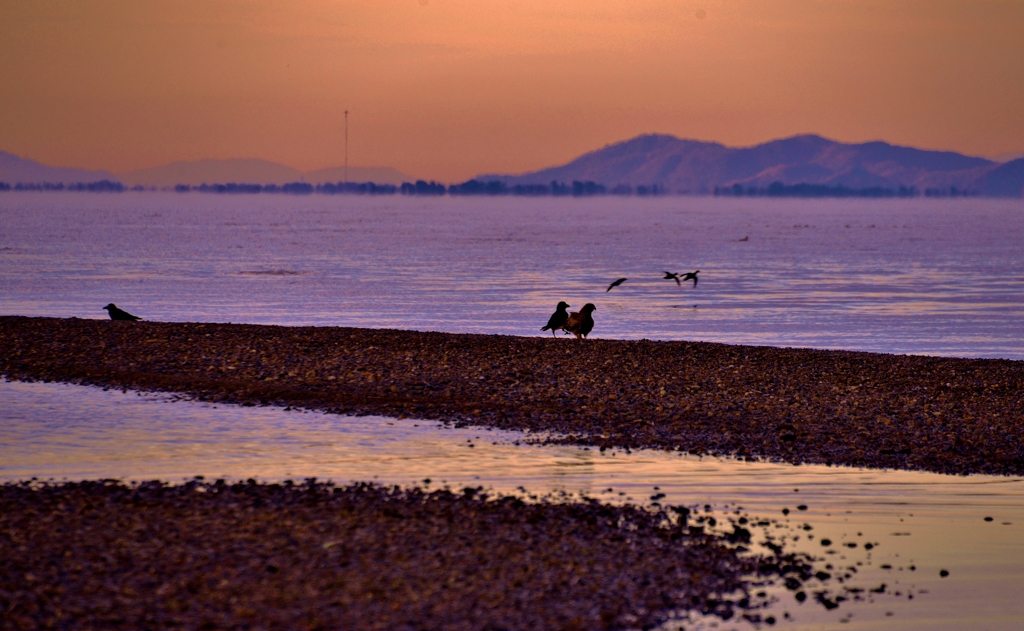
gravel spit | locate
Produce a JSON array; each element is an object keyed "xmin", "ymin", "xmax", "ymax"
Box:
[{"xmin": 3, "ymin": 316, "xmax": 1022, "ymax": 476}]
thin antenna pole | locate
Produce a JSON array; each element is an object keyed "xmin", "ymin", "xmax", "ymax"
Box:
[{"xmin": 344, "ymin": 110, "xmax": 349, "ymax": 186}]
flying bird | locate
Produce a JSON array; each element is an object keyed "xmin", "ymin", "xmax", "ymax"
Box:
[
  {"xmin": 679, "ymin": 270, "xmax": 700, "ymax": 287},
  {"xmin": 563, "ymin": 303, "xmax": 596, "ymax": 339},
  {"xmin": 663, "ymin": 271, "xmax": 681, "ymax": 286},
  {"xmin": 103, "ymin": 303, "xmax": 141, "ymax": 321},
  {"xmin": 606, "ymin": 278, "xmax": 627, "ymax": 292},
  {"xmin": 738, "ymin": 236, "xmax": 749, "ymax": 242},
  {"xmin": 540, "ymin": 301, "xmax": 571, "ymax": 337}
]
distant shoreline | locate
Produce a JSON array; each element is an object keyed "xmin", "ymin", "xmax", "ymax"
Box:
[
  {"xmin": 0, "ymin": 178, "xmax": 997, "ymax": 197},
  {"xmin": 3, "ymin": 315, "xmax": 1022, "ymax": 476}
]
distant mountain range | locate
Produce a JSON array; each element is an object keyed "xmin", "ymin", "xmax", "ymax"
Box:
[
  {"xmin": 0, "ymin": 152, "xmax": 411, "ymax": 187},
  {"xmin": 479, "ymin": 134, "xmax": 1024, "ymax": 197},
  {"xmin": 3, "ymin": 134, "xmax": 1024, "ymax": 196}
]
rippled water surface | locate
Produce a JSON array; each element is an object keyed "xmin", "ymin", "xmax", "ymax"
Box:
[
  {"xmin": 1, "ymin": 193, "xmax": 1023, "ymax": 357},
  {"xmin": 3, "ymin": 380, "xmax": 1024, "ymax": 630}
]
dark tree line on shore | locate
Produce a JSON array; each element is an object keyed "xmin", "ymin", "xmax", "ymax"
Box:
[
  {"xmin": 0, "ymin": 179, "xmax": 662, "ymax": 196},
  {"xmin": 446, "ymin": 180, "xmax": 667, "ymax": 196},
  {"xmin": 713, "ymin": 181, "xmax": 979, "ymax": 198},
  {"xmin": 0, "ymin": 180, "xmax": 127, "ymax": 192},
  {"xmin": 0, "ymin": 178, "xmax": 983, "ymax": 198}
]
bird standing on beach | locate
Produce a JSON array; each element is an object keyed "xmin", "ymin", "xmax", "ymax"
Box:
[
  {"xmin": 663, "ymin": 271, "xmax": 681, "ymax": 286},
  {"xmin": 679, "ymin": 270, "xmax": 700, "ymax": 287},
  {"xmin": 541, "ymin": 301, "xmax": 571, "ymax": 337},
  {"xmin": 564, "ymin": 303, "xmax": 596, "ymax": 339},
  {"xmin": 103, "ymin": 303, "xmax": 141, "ymax": 321},
  {"xmin": 606, "ymin": 278, "xmax": 627, "ymax": 292}
]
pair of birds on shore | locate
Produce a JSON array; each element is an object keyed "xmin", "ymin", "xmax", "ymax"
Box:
[
  {"xmin": 541, "ymin": 302, "xmax": 597, "ymax": 339},
  {"xmin": 606, "ymin": 270, "xmax": 699, "ymax": 292}
]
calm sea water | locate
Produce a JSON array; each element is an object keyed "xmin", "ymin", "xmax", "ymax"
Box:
[{"xmin": 1, "ymin": 192, "xmax": 1023, "ymax": 358}]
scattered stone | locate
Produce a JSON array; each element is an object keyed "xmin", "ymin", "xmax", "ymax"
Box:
[
  {"xmin": 3, "ymin": 316, "xmax": 1023, "ymax": 476},
  {"xmin": 1, "ymin": 479, "xmax": 819, "ymax": 630}
]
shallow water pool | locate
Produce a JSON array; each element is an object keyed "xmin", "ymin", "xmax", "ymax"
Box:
[{"xmin": 2, "ymin": 379, "xmax": 1023, "ymax": 630}]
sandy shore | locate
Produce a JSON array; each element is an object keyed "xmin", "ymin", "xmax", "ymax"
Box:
[
  {"xmin": 2, "ymin": 316, "xmax": 1023, "ymax": 475},
  {"xmin": 1, "ymin": 479, "xmax": 820, "ymax": 630}
]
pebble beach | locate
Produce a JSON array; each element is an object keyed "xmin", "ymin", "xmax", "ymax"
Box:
[
  {"xmin": 1, "ymin": 479, "xmax": 821, "ymax": 630},
  {"xmin": 2, "ymin": 316, "xmax": 1022, "ymax": 476},
  {"xmin": 3, "ymin": 315, "xmax": 1021, "ymax": 628}
]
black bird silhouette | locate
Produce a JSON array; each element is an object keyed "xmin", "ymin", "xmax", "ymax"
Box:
[
  {"xmin": 606, "ymin": 278, "xmax": 627, "ymax": 292},
  {"xmin": 540, "ymin": 301, "xmax": 571, "ymax": 337},
  {"xmin": 564, "ymin": 303, "xmax": 596, "ymax": 339},
  {"xmin": 103, "ymin": 303, "xmax": 141, "ymax": 321},
  {"xmin": 679, "ymin": 270, "xmax": 700, "ymax": 287},
  {"xmin": 663, "ymin": 271, "xmax": 681, "ymax": 286}
]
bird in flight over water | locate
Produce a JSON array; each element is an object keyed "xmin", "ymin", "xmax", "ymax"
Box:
[
  {"xmin": 540, "ymin": 301, "xmax": 571, "ymax": 337},
  {"xmin": 680, "ymin": 270, "xmax": 700, "ymax": 287},
  {"xmin": 606, "ymin": 278, "xmax": 627, "ymax": 292},
  {"xmin": 663, "ymin": 271, "xmax": 681, "ymax": 286},
  {"xmin": 564, "ymin": 303, "xmax": 596, "ymax": 339},
  {"xmin": 103, "ymin": 303, "xmax": 142, "ymax": 321}
]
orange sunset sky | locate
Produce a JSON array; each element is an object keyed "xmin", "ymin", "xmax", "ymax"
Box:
[{"xmin": 1, "ymin": 0, "xmax": 1022, "ymax": 182}]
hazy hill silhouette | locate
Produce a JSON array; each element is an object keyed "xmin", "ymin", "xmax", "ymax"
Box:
[
  {"xmin": 121, "ymin": 160, "xmax": 413, "ymax": 187},
  {"xmin": 0, "ymin": 150, "xmax": 411, "ymax": 190},
  {"xmin": 480, "ymin": 134, "xmax": 1023, "ymax": 197},
  {"xmin": 0, "ymin": 151, "xmax": 121, "ymax": 185},
  {"xmin": 120, "ymin": 159, "xmax": 303, "ymax": 187},
  {"xmin": 973, "ymin": 158, "xmax": 1024, "ymax": 197},
  {"xmin": 303, "ymin": 166, "xmax": 411, "ymax": 186}
]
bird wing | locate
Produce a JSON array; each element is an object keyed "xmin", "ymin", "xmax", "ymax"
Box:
[
  {"xmin": 564, "ymin": 311, "xmax": 582, "ymax": 331},
  {"xmin": 606, "ymin": 278, "xmax": 627, "ymax": 291},
  {"xmin": 112, "ymin": 307, "xmax": 141, "ymax": 321},
  {"xmin": 579, "ymin": 312, "xmax": 595, "ymax": 336},
  {"xmin": 542, "ymin": 310, "xmax": 568, "ymax": 330}
]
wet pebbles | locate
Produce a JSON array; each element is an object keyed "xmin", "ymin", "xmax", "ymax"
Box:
[
  {"xmin": 1, "ymin": 479, "xmax": 813, "ymax": 630},
  {"xmin": 2, "ymin": 316, "xmax": 1023, "ymax": 475}
]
